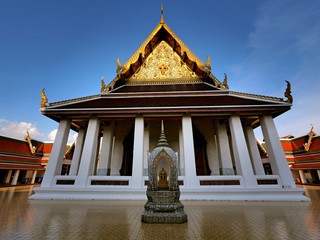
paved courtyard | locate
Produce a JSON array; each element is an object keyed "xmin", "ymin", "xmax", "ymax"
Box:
[{"xmin": 0, "ymin": 185, "xmax": 319, "ymax": 240}]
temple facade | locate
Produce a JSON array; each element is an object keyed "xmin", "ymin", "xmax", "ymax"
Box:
[{"xmin": 31, "ymin": 13, "xmax": 307, "ymax": 201}]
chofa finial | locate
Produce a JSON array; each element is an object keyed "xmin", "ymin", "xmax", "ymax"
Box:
[
  {"xmin": 284, "ymin": 80, "xmax": 293, "ymax": 103},
  {"xmin": 205, "ymin": 55, "xmax": 211, "ymax": 71},
  {"xmin": 100, "ymin": 76, "xmax": 109, "ymax": 93},
  {"xmin": 116, "ymin": 58, "xmax": 124, "ymax": 75},
  {"xmin": 41, "ymin": 88, "xmax": 48, "ymax": 108}
]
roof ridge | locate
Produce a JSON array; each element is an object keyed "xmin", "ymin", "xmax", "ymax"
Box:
[
  {"xmin": 230, "ymin": 91, "xmax": 284, "ymax": 102},
  {"xmin": 48, "ymin": 94, "xmax": 100, "ymax": 107}
]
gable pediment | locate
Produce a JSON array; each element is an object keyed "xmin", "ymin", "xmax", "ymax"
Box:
[
  {"xmin": 128, "ymin": 41, "xmax": 201, "ymax": 84},
  {"xmin": 105, "ymin": 22, "xmax": 226, "ymax": 92}
]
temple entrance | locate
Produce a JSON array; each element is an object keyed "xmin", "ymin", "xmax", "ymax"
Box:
[
  {"xmin": 120, "ymin": 129, "xmax": 134, "ymax": 176},
  {"xmin": 193, "ymin": 126, "xmax": 211, "ymax": 176}
]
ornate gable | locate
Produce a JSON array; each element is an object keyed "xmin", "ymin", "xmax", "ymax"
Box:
[
  {"xmin": 129, "ymin": 41, "xmax": 201, "ymax": 84},
  {"xmin": 103, "ymin": 14, "xmax": 227, "ymax": 92}
]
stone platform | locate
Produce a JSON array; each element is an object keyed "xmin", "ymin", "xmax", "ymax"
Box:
[{"xmin": 141, "ymin": 190, "xmax": 187, "ymax": 223}]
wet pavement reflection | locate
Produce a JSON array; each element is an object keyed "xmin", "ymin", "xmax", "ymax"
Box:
[{"xmin": 0, "ymin": 185, "xmax": 319, "ymax": 240}]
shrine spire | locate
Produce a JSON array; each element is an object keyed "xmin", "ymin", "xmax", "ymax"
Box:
[{"xmin": 157, "ymin": 120, "xmax": 169, "ymax": 147}]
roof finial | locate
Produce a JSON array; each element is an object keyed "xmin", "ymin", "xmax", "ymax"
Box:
[
  {"xmin": 160, "ymin": 3, "xmax": 165, "ymax": 24},
  {"xmin": 40, "ymin": 88, "xmax": 48, "ymax": 108},
  {"xmin": 284, "ymin": 80, "xmax": 293, "ymax": 103}
]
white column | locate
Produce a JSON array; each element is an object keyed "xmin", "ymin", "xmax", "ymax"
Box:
[
  {"xmin": 130, "ymin": 116, "xmax": 144, "ymax": 188},
  {"xmin": 143, "ymin": 124, "xmax": 150, "ymax": 176},
  {"xmin": 206, "ymin": 125, "xmax": 220, "ymax": 176},
  {"xmin": 260, "ymin": 115, "xmax": 295, "ymax": 188},
  {"xmin": 41, "ymin": 119, "xmax": 71, "ymax": 188},
  {"xmin": 11, "ymin": 170, "xmax": 20, "ymax": 185},
  {"xmin": 215, "ymin": 121, "xmax": 234, "ymax": 175},
  {"xmin": 75, "ymin": 118, "xmax": 100, "ymax": 188},
  {"xmin": 317, "ymin": 170, "xmax": 320, "ymax": 180},
  {"xmin": 299, "ymin": 170, "xmax": 307, "ymax": 184},
  {"xmin": 244, "ymin": 125, "xmax": 265, "ymax": 175},
  {"xmin": 182, "ymin": 115, "xmax": 199, "ymax": 188},
  {"xmin": 179, "ymin": 124, "xmax": 185, "ymax": 176},
  {"xmin": 229, "ymin": 115, "xmax": 257, "ymax": 188},
  {"xmin": 5, "ymin": 170, "xmax": 12, "ymax": 183},
  {"xmin": 31, "ymin": 170, "xmax": 37, "ymax": 184},
  {"xmin": 69, "ymin": 128, "xmax": 86, "ymax": 176},
  {"xmin": 97, "ymin": 123, "xmax": 114, "ymax": 176}
]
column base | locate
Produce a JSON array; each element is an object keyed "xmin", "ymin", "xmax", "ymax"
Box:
[
  {"xmin": 97, "ymin": 169, "xmax": 108, "ymax": 176},
  {"xmin": 221, "ymin": 168, "xmax": 235, "ymax": 175}
]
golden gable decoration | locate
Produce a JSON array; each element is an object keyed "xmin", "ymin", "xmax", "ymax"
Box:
[{"xmin": 129, "ymin": 41, "xmax": 201, "ymax": 83}]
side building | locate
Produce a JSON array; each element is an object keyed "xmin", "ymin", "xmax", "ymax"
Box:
[
  {"xmin": 0, "ymin": 134, "xmax": 71, "ymax": 186},
  {"xmin": 281, "ymin": 128, "xmax": 320, "ymax": 185},
  {"xmin": 0, "ymin": 135, "xmax": 52, "ymax": 185}
]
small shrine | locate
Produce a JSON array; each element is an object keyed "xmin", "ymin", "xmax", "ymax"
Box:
[{"xmin": 141, "ymin": 121, "xmax": 187, "ymax": 223}]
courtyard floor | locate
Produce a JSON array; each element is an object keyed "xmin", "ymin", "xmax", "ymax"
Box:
[{"xmin": 0, "ymin": 185, "xmax": 319, "ymax": 240}]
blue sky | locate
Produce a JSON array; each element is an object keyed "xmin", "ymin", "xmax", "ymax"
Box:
[{"xmin": 0, "ymin": 0, "xmax": 319, "ymax": 142}]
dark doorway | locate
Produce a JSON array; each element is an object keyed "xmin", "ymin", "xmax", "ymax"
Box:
[
  {"xmin": 193, "ymin": 126, "xmax": 211, "ymax": 175},
  {"xmin": 120, "ymin": 129, "xmax": 134, "ymax": 176}
]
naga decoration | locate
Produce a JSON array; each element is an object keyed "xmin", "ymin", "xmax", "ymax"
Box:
[
  {"xmin": 40, "ymin": 88, "xmax": 48, "ymax": 108},
  {"xmin": 100, "ymin": 76, "xmax": 108, "ymax": 93},
  {"xmin": 116, "ymin": 58, "xmax": 124, "ymax": 75},
  {"xmin": 284, "ymin": 80, "xmax": 293, "ymax": 103},
  {"xmin": 24, "ymin": 129, "xmax": 36, "ymax": 154},
  {"xmin": 223, "ymin": 73, "xmax": 229, "ymax": 90},
  {"xmin": 303, "ymin": 125, "xmax": 316, "ymax": 151},
  {"xmin": 205, "ymin": 55, "xmax": 211, "ymax": 71}
]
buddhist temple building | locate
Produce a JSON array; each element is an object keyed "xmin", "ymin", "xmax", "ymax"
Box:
[
  {"xmin": 31, "ymin": 10, "xmax": 307, "ymax": 201},
  {"xmin": 0, "ymin": 133, "xmax": 52, "ymax": 185},
  {"xmin": 280, "ymin": 127, "xmax": 320, "ymax": 185}
]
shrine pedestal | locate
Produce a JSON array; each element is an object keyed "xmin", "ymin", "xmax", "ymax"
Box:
[{"xmin": 141, "ymin": 190, "xmax": 187, "ymax": 223}]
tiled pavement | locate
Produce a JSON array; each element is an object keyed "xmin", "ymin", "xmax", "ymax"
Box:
[{"xmin": 0, "ymin": 185, "xmax": 319, "ymax": 240}]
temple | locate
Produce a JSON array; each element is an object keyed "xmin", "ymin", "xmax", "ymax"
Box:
[
  {"xmin": 280, "ymin": 126, "xmax": 320, "ymax": 185},
  {"xmin": 0, "ymin": 134, "xmax": 52, "ymax": 185},
  {"xmin": 31, "ymin": 10, "xmax": 307, "ymax": 201}
]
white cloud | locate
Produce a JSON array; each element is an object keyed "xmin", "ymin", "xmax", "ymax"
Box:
[
  {"xmin": 48, "ymin": 129, "xmax": 58, "ymax": 141},
  {"xmin": 48, "ymin": 128, "xmax": 78, "ymax": 145},
  {"xmin": 0, "ymin": 118, "xmax": 44, "ymax": 140}
]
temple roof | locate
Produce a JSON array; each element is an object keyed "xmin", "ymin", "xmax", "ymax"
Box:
[
  {"xmin": 103, "ymin": 17, "xmax": 226, "ymax": 92},
  {"xmin": 40, "ymin": 8, "xmax": 293, "ymax": 131}
]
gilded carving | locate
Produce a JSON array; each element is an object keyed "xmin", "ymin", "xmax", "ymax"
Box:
[
  {"xmin": 129, "ymin": 41, "xmax": 200, "ymax": 82},
  {"xmin": 205, "ymin": 55, "xmax": 211, "ymax": 71},
  {"xmin": 100, "ymin": 76, "xmax": 108, "ymax": 93},
  {"xmin": 116, "ymin": 58, "xmax": 124, "ymax": 75},
  {"xmin": 223, "ymin": 73, "xmax": 229, "ymax": 90},
  {"xmin": 40, "ymin": 88, "xmax": 48, "ymax": 108},
  {"xmin": 304, "ymin": 125, "xmax": 316, "ymax": 151},
  {"xmin": 24, "ymin": 129, "xmax": 36, "ymax": 154}
]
